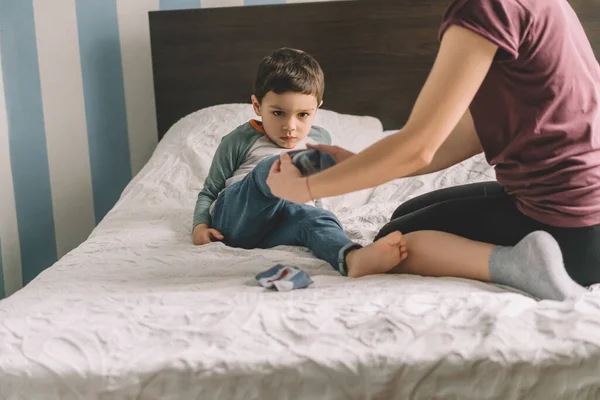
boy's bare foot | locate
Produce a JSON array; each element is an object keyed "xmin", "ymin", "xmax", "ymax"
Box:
[{"xmin": 346, "ymin": 232, "xmax": 408, "ymax": 278}]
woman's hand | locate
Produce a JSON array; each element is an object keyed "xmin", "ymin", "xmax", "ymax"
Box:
[
  {"xmin": 267, "ymin": 153, "xmax": 312, "ymax": 203},
  {"xmin": 306, "ymin": 143, "xmax": 355, "ymax": 163}
]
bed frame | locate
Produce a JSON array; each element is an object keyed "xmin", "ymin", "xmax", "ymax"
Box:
[{"xmin": 149, "ymin": 0, "xmax": 600, "ymax": 140}]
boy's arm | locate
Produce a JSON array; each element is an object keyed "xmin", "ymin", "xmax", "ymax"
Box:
[{"xmin": 192, "ymin": 135, "xmax": 239, "ymax": 230}]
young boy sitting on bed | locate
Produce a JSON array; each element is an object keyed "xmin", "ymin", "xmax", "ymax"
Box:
[{"xmin": 192, "ymin": 47, "xmax": 407, "ymax": 277}]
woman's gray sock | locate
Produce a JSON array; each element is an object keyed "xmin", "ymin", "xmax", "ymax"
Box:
[{"xmin": 489, "ymin": 231, "xmax": 587, "ymax": 301}]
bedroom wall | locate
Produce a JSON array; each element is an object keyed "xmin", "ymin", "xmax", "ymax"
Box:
[{"xmin": 0, "ymin": 0, "xmax": 339, "ymax": 298}]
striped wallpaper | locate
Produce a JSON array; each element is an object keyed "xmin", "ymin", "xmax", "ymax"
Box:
[{"xmin": 0, "ymin": 0, "xmax": 337, "ymax": 299}]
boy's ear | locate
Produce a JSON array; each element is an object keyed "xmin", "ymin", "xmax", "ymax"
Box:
[{"xmin": 251, "ymin": 95, "xmax": 261, "ymax": 116}]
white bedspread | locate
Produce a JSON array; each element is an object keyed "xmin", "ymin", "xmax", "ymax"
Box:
[{"xmin": 1, "ymin": 105, "xmax": 600, "ymax": 400}]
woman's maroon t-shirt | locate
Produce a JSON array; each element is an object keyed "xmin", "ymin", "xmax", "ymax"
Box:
[{"xmin": 439, "ymin": 0, "xmax": 600, "ymax": 228}]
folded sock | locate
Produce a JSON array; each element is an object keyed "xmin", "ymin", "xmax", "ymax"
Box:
[
  {"xmin": 489, "ymin": 231, "xmax": 587, "ymax": 301},
  {"xmin": 289, "ymin": 149, "xmax": 336, "ymax": 177},
  {"xmin": 256, "ymin": 264, "xmax": 313, "ymax": 292},
  {"xmin": 287, "ymin": 149, "xmax": 336, "ymax": 208}
]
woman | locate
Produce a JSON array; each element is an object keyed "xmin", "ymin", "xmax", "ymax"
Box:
[{"xmin": 266, "ymin": 0, "xmax": 600, "ymax": 301}]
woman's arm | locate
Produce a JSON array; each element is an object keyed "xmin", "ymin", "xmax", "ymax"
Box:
[
  {"xmin": 306, "ymin": 109, "xmax": 482, "ymax": 178},
  {"xmin": 309, "ymin": 25, "xmax": 496, "ymax": 197},
  {"xmin": 267, "ymin": 25, "xmax": 497, "ymax": 202},
  {"xmin": 406, "ymin": 109, "xmax": 482, "ymax": 177}
]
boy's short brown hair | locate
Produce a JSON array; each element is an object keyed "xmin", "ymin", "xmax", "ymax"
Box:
[{"xmin": 253, "ymin": 48, "xmax": 325, "ymax": 104}]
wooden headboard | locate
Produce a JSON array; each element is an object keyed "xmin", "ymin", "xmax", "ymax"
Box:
[{"xmin": 149, "ymin": 0, "xmax": 599, "ymax": 140}]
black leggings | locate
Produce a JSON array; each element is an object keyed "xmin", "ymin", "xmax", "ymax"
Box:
[{"xmin": 376, "ymin": 181, "xmax": 600, "ymax": 286}]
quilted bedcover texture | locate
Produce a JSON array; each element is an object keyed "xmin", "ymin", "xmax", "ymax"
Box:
[{"xmin": 1, "ymin": 105, "xmax": 599, "ymax": 400}]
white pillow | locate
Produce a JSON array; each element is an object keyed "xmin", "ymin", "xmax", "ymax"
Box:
[
  {"xmin": 164, "ymin": 103, "xmax": 384, "ymax": 155},
  {"xmin": 155, "ymin": 104, "xmax": 385, "ymax": 210},
  {"xmin": 312, "ymin": 107, "xmax": 385, "ymax": 152}
]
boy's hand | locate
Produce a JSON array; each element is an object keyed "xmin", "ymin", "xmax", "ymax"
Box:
[
  {"xmin": 307, "ymin": 143, "xmax": 355, "ymax": 163},
  {"xmin": 193, "ymin": 224, "xmax": 224, "ymax": 245}
]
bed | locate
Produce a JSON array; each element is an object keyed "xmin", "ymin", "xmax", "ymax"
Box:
[{"xmin": 2, "ymin": 0, "xmax": 600, "ymax": 399}]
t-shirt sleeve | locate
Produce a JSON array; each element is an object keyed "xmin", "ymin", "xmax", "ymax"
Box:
[
  {"xmin": 438, "ymin": 0, "xmax": 530, "ymax": 61},
  {"xmin": 192, "ymin": 130, "xmax": 243, "ymax": 229}
]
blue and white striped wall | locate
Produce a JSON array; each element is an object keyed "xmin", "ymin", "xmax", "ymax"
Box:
[{"xmin": 0, "ymin": 0, "xmax": 336, "ymax": 299}]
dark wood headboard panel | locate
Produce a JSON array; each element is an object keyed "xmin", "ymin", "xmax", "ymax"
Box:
[
  {"xmin": 572, "ymin": 0, "xmax": 600, "ymax": 56},
  {"xmin": 149, "ymin": 0, "xmax": 600, "ymax": 140}
]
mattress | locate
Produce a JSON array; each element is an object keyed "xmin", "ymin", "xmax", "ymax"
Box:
[{"xmin": 1, "ymin": 105, "xmax": 599, "ymax": 400}]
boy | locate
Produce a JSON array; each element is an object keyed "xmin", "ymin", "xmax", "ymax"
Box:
[{"xmin": 192, "ymin": 48, "xmax": 406, "ymax": 277}]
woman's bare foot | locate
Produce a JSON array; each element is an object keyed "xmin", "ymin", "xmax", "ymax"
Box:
[{"xmin": 346, "ymin": 232, "xmax": 408, "ymax": 278}]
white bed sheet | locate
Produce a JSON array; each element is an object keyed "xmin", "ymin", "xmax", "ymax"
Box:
[{"xmin": 1, "ymin": 105, "xmax": 600, "ymax": 400}]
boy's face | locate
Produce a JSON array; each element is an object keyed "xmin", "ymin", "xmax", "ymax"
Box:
[{"xmin": 251, "ymin": 91, "xmax": 322, "ymax": 149}]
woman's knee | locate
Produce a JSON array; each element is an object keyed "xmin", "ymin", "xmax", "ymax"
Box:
[{"xmin": 375, "ymin": 210, "xmax": 438, "ymax": 241}]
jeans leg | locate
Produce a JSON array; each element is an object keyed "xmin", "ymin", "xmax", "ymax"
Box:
[
  {"xmin": 212, "ymin": 150, "xmax": 339, "ymax": 250},
  {"xmin": 260, "ymin": 204, "xmax": 357, "ymax": 274},
  {"xmin": 211, "ymin": 155, "xmax": 286, "ymax": 249}
]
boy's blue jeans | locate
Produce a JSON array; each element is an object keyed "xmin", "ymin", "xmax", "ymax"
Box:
[{"xmin": 211, "ymin": 151, "xmax": 358, "ymax": 275}]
